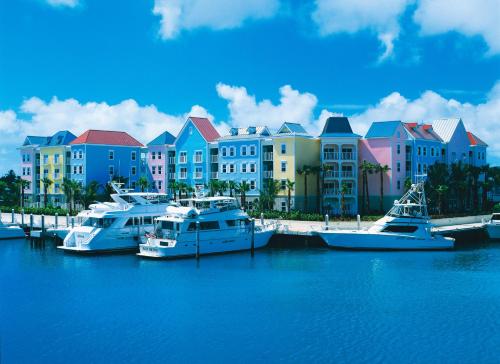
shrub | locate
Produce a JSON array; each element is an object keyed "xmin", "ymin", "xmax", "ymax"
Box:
[
  {"xmin": 0, "ymin": 205, "xmax": 76, "ymax": 216},
  {"xmin": 494, "ymin": 203, "xmax": 500, "ymax": 213}
]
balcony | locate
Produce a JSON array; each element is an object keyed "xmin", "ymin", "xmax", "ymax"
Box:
[
  {"xmin": 210, "ymin": 172, "xmax": 219, "ymax": 179},
  {"xmin": 323, "ymin": 188, "xmax": 354, "ymax": 196},
  {"xmin": 341, "ymin": 152, "xmax": 355, "ymax": 160},
  {"xmin": 193, "ymin": 172, "xmax": 203, "ymax": 180},
  {"xmin": 168, "ymin": 173, "xmax": 176, "ymax": 180},
  {"xmin": 168, "ymin": 157, "xmax": 175, "ymax": 164},
  {"xmin": 263, "ymin": 170, "xmax": 273, "ymax": 179},
  {"xmin": 263, "ymin": 152, "xmax": 273, "ymax": 162},
  {"xmin": 340, "ymin": 171, "xmax": 355, "ymax": 178},
  {"xmin": 323, "ymin": 152, "xmax": 339, "ymax": 161},
  {"xmin": 324, "ymin": 171, "xmax": 339, "ymax": 179},
  {"xmin": 211, "ymin": 155, "xmax": 218, "ymax": 163}
]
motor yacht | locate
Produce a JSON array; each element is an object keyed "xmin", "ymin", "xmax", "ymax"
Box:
[
  {"xmin": 318, "ymin": 179, "xmax": 455, "ymax": 250},
  {"xmin": 138, "ymin": 196, "xmax": 276, "ymax": 259},
  {"xmin": 59, "ymin": 183, "xmax": 171, "ymax": 253},
  {"xmin": 486, "ymin": 213, "xmax": 500, "ymax": 239},
  {"xmin": 0, "ymin": 219, "xmax": 25, "ymax": 240}
]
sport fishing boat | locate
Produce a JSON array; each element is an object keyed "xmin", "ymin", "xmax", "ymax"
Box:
[
  {"xmin": 0, "ymin": 220, "xmax": 25, "ymax": 240},
  {"xmin": 59, "ymin": 183, "xmax": 171, "ymax": 253},
  {"xmin": 486, "ymin": 213, "xmax": 500, "ymax": 239},
  {"xmin": 317, "ymin": 179, "xmax": 455, "ymax": 250},
  {"xmin": 138, "ymin": 196, "xmax": 276, "ymax": 259}
]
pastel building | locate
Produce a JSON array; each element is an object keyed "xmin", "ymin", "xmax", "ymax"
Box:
[
  {"xmin": 432, "ymin": 118, "xmax": 472, "ymax": 165},
  {"xmin": 272, "ymin": 122, "xmax": 320, "ymax": 212},
  {"xmin": 39, "ymin": 131, "xmax": 76, "ymax": 206},
  {"xmin": 146, "ymin": 131, "xmax": 176, "ymax": 193},
  {"xmin": 70, "ymin": 130, "xmax": 144, "ymax": 191},
  {"xmin": 320, "ymin": 117, "xmax": 361, "ymax": 215},
  {"xmin": 467, "ymin": 132, "xmax": 488, "ymax": 167},
  {"xmin": 19, "ymin": 135, "xmax": 49, "ymax": 205},
  {"xmin": 217, "ymin": 126, "xmax": 272, "ymax": 205},
  {"xmin": 174, "ymin": 117, "xmax": 220, "ymax": 188}
]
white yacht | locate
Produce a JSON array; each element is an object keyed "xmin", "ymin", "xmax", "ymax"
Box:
[
  {"xmin": 318, "ymin": 179, "xmax": 455, "ymax": 250},
  {"xmin": 138, "ymin": 196, "xmax": 276, "ymax": 259},
  {"xmin": 486, "ymin": 213, "xmax": 500, "ymax": 239},
  {"xmin": 0, "ymin": 220, "xmax": 25, "ymax": 240},
  {"xmin": 59, "ymin": 183, "xmax": 171, "ymax": 253}
]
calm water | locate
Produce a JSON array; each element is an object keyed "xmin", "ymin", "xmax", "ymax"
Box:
[{"xmin": 1, "ymin": 238, "xmax": 500, "ymax": 364}]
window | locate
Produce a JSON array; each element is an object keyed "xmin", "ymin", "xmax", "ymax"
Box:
[
  {"xmin": 179, "ymin": 151, "xmax": 187, "ymax": 163},
  {"xmin": 43, "ymin": 155, "xmax": 48, "ymax": 164},
  {"xmin": 195, "ymin": 167, "xmax": 203, "ymax": 179},
  {"xmin": 194, "ymin": 151, "xmax": 203, "ymax": 163},
  {"xmin": 78, "ymin": 150, "xmax": 83, "ymax": 159},
  {"xmin": 417, "ymin": 147, "xmax": 421, "ymax": 156},
  {"xmin": 482, "ymin": 152, "xmax": 485, "ymax": 160},
  {"xmin": 131, "ymin": 151, "xmax": 137, "ymax": 161},
  {"xmin": 241, "ymin": 146, "xmax": 247, "ymax": 156},
  {"xmin": 397, "ymin": 144, "xmax": 400, "ymax": 155},
  {"xmin": 131, "ymin": 166, "xmax": 136, "ymax": 175},
  {"xmin": 73, "ymin": 166, "xmax": 77, "ymax": 174},
  {"xmin": 280, "ymin": 180, "xmax": 286, "ymax": 190},
  {"xmin": 152, "ymin": 151, "xmax": 156, "ymax": 160},
  {"xmin": 229, "ymin": 164, "xmax": 235, "ymax": 173},
  {"xmin": 180, "ymin": 167, "xmax": 187, "ymax": 179},
  {"xmin": 250, "ymin": 163, "xmax": 256, "ymax": 173},
  {"xmin": 158, "ymin": 181, "xmax": 162, "ymax": 190},
  {"xmin": 22, "ymin": 167, "xmax": 25, "ymax": 176},
  {"xmin": 27, "ymin": 168, "xmax": 31, "ymax": 175},
  {"xmin": 152, "ymin": 166, "xmax": 156, "ymax": 175},
  {"xmin": 54, "ymin": 183, "xmax": 60, "ymax": 193},
  {"xmin": 229, "ymin": 147, "xmax": 235, "ymax": 157},
  {"xmin": 431, "ymin": 148, "xmax": 435, "ymax": 157},
  {"xmin": 109, "ymin": 151, "xmax": 114, "ymax": 160},
  {"xmin": 281, "ymin": 144, "xmax": 287, "ymax": 154},
  {"xmin": 79, "ymin": 165, "xmax": 83, "ymax": 174},
  {"xmin": 397, "ymin": 180, "xmax": 401, "ymax": 190},
  {"xmin": 417, "ymin": 164, "xmax": 421, "ymax": 173},
  {"xmin": 158, "ymin": 166, "xmax": 162, "ymax": 175},
  {"xmin": 221, "ymin": 147, "xmax": 227, "ymax": 157},
  {"xmin": 73, "ymin": 151, "xmax": 77, "ymax": 159},
  {"xmin": 241, "ymin": 164, "xmax": 247, "ymax": 173},
  {"xmin": 200, "ymin": 221, "xmax": 220, "ymax": 230},
  {"xmin": 423, "ymin": 164, "xmax": 428, "ymax": 173},
  {"xmin": 158, "ymin": 151, "xmax": 162, "ymax": 159},
  {"xmin": 54, "ymin": 154, "xmax": 60, "ymax": 164},
  {"xmin": 423, "ymin": 147, "xmax": 427, "ymax": 156},
  {"xmin": 250, "ymin": 145, "xmax": 256, "ymax": 156},
  {"xmin": 131, "ymin": 181, "xmax": 137, "ymax": 189},
  {"xmin": 397, "ymin": 162, "xmax": 401, "ymax": 172},
  {"xmin": 43, "ymin": 168, "xmax": 49, "ymax": 177},
  {"xmin": 222, "ymin": 164, "xmax": 227, "ymax": 173},
  {"xmin": 54, "ymin": 168, "xmax": 60, "ymax": 179},
  {"xmin": 250, "ymin": 180, "xmax": 256, "ymax": 190},
  {"xmin": 281, "ymin": 201, "xmax": 287, "ymax": 212},
  {"xmin": 109, "ymin": 166, "xmax": 114, "ymax": 175},
  {"xmin": 281, "ymin": 161, "xmax": 287, "ymax": 172},
  {"xmin": 382, "ymin": 225, "xmax": 418, "ymax": 233}
]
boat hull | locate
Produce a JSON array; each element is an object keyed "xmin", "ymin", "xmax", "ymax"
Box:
[
  {"xmin": 138, "ymin": 230, "xmax": 274, "ymax": 259},
  {"xmin": 486, "ymin": 223, "xmax": 500, "ymax": 240},
  {"xmin": 318, "ymin": 230, "xmax": 454, "ymax": 250},
  {"xmin": 0, "ymin": 226, "xmax": 26, "ymax": 240}
]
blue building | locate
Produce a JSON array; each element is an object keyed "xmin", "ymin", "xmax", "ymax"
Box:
[
  {"xmin": 217, "ymin": 126, "xmax": 272, "ymax": 203},
  {"xmin": 174, "ymin": 117, "xmax": 220, "ymax": 188},
  {"xmin": 70, "ymin": 130, "xmax": 145, "ymax": 192}
]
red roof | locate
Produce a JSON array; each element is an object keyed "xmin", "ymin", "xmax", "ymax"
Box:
[
  {"xmin": 189, "ymin": 117, "xmax": 220, "ymax": 142},
  {"xmin": 467, "ymin": 131, "xmax": 488, "ymax": 146},
  {"xmin": 406, "ymin": 122, "xmax": 418, "ymax": 128},
  {"xmin": 70, "ymin": 130, "xmax": 143, "ymax": 146},
  {"xmin": 403, "ymin": 122, "xmax": 442, "ymax": 141},
  {"xmin": 422, "ymin": 124, "xmax": 433, "ymax": 131}
]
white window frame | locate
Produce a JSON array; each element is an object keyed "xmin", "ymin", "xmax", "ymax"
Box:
[
  {"xmin": 152, "ymin": 166, "xmax": 156, "ymax": 175},
  {"xmin": 109, "ymin": 150, "xmax": 114, "ymax": 160},
  {"xmin": 250, "ymin": 180, "xmax": 256, "ymax": 190},
  {"xmin": 250, "ymin": 163, "xmax": 256, "ymax": 173},
  {"xmin": 78, "ymin": 150, "xmax": 83, "ymax": 159},
  {"xmin": 250, "ymin": 145, "xmax": 256, "ymax": 156},
  {"xmin": 158, "ymin": 166, "xmax": 162, "ymax": 175},
  {"xmin": 281, "ymin": 161, "xmax": 287, "ymax": 173},
  {"xmin": 180, "ymin": 167, "xmax": 187, "ymax": 179},
  {"xmin": 131, "ymin": 151, "xmax": 137, "ymax": 161},
  {"xmin": 194, "ymin": 166, "xmax": 203, "ymax": 179},
  {"xmin": 194, "ymin": 150, "xmax": 203, "ymax": 163},
  {"xmin": 221, "ymin": 147, "xmax": 227, "ymax": 157},
  {"xmin": 179, "ymin": 151, "xmax": 187, "ymax": 164},
  {"xmin": 281, "ymin": 143, "xmax": 286, "ymax": 154},
  {"xmin": 229, "ymin": 164, "xmax": 235, "ymax": 173},
  {"xmin": 241, "ymin": 145, "xmax": 247, "ymax": 156},
  {"xmin": 241, "ymin": 164, "xmax": 247, "ymax": 173},
  {"xmin": 109, "ymin": 165, "xmax": 114, "ymax": 175},
  {"xmin": 229, "ymin": 147, "xmax": 236, "ymax": 157},
  {"xmin": 131, "ymin": 166, "xmax": 137, "ymax": 176},
  {"xmin": 158, "ymin": 151, "xmax": 162, "ymax": 160}
]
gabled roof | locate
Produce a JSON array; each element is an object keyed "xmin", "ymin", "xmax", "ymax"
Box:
[
  {"xmin": 147, "ymin": 131, "xmax": 176, "ymax": 146},
  {"xmin": 44, "ymin": 130, "xmax": 76, "ymax": 146},
  {"xmin": 365, "ymin": 121, "xmax": 401, "ymax": 138},
  {"xmin": 70, "ymin": 130, "xmax": 143, "ymax": 146},
  {"xmin": 188, "ymin": 117, "xmax": 220, "ymax": 142},
  {"xmin": 467, "ymin": 131, "xmax": 488, "ymax": 147},
  {"xmin": 23, "ymin": 136, "xmax": 49, "ymax": 146},
  {"xmin": 277, "ymin": 122, "xmax": 308, "ymax": 135},
  {"xmin": 403, "ymin": 123, "xmax": 443, "ymax": 142},
  {"xmin": 431, "ymin": 118, "xmax": 462, "ymax": 143},
  {"xmin": 320, "ymin": 117, "xmax": 360, "ymax": 137}
]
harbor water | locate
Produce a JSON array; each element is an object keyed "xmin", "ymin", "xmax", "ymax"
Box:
[{"xmin": 1, "ymin": 238, "xmax": 500, "ymax": 363}]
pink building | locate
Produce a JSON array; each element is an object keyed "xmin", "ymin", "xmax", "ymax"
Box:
[{"xmin": 146, "ymin": 131, "xmax": 176, "ymax": 193}]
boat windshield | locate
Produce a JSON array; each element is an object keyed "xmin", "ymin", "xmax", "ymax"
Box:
[
  {"xmin": 82, "ymin": 217, "xmax": 116, "ymax": 228},
  {"xmin": 492, "ymin": 214, "xmax": 500, "ymax": 221},
  {"xmin": 388, "ymin": 204, "xmax": 426, "ymax": 218},
  {"xmin": 144, "ymin": 195, "xmax": 170, "ymax": 204}
]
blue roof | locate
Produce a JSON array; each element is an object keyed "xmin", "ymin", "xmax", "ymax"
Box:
[
  {"xmin": 44, "ymin": 130, "xmax": 76, "ymax": 146},
  {"xmin": 277, "ymin": 122, "xmax": 308, "ymax": 134},
  {"xmin": 365, "ymin": 121, "xmax": 401, "ymax": 138},
  {"xmin": 320, "ymin": 117, "xmax": 361, "ymax": 137},
  {"xmin": 147, "ymin": 131, "xmax": 176, "ymax": 146},
  {"xmin": 23, "ymin": 136, "xmax": 49, "ymax": 146}
]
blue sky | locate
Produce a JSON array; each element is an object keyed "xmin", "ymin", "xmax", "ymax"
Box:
[{"xmin": 1, "ymin": 0, "xmax": 499, "ymax": 172}]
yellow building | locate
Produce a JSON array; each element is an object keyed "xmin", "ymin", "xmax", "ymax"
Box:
[
  {"xmin": 38, "ymin": 131, "xmax": 76, "ymax": 207},
  {"xmin": 271, "ymin": 123, "xmax": 320, "ymax": 212}
]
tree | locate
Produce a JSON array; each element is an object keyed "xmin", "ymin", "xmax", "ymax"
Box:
[
  {"xmin": 375, "ymin": 164, "xmax": 390, "ymax": 213},
  {"xmin": 320, "ymin": 164, "xmax": 333, "ymax": 214},
  {"xmin": 311, "ymin": 165, "xmax": 322, "ymax": 213},
  {"xmin": 359, "ymin": 161, "xmax": 375, "ymax": 214},
  {"xmin": 137, "ymin": 176, "xmax": 149, "ymax": 192},
  {"xmin": 62, "ymin": 178, "xmax": 81, "ymax": 214},
  {"xmin": 404, "ymin": 177, "xmax": 412, "ymax": 192},
  {"xmin": 218, "ymin": 180, "xmax": 228, "ymax": 196},
  {"xmin": 208, "ymin": 179, "xmax": 220, "ymax": 197},
  {"xmin": 259, "ymin": 179, "xmax": 280, "ymax": 211},
  {"xmin": 340, "ymin": 181, "xmax": 349, "ymax": 217},
  {"xmin": 177, "ymin": 182, "xmax": 188, "ymax": 199},
  {"xmin": 238, "ymin": 181, "xmax": 250, "ymax": 210},
  {"xmin": 450, "ymin": 162, "xmax": 467, "ymax": 212},
  {"xmin": 17, "ymin": 178, "xmax": 30, "ymax": 208},
  {"xmin": 41, "ymin": 177, "xmax": 53, "ymax": 208},
  {"xmin": 297, "ymin": 165, "xmax": 312, "ymax": 212},
  {"xmin": 80, "ymin": 181, "xmax": 100, "ymax": 209},
  {"xmin": 187, "ymin": 185, "xmax": 195, "ymax": 198},
  {"xmin": 435, "ymin": 185, "xmax": 449, "ymax": 216},
  {"xmin": 170, "ymin": 181, "xmax": 179, "ymax": 201},
  {"xmin": 228, "ymin": 180, "xmax": 237, "ymax": 197},
  {"xmin": 285, "ymin": 179, "xmax": 295, "ymax": 213}
]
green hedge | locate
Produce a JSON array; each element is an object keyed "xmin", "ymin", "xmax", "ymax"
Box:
[
  {"xmin": 248, "ymin": 210, "xmax": 383, "ymax": 221},
  {"xmin": 493, "ymin": 204, "xmax": 500, "ymax": 213},
  {"xmin": 0, "ymin": 206, "xmax": 76, "ymax": 216}
]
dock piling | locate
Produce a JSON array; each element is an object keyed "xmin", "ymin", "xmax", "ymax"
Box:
[
  {"xmin": 195, "ymin": 221, "xmax": 200, "ymax": 260},
  {"xmin": 66, "ymin": 213, "xmax": 69, "ymax": 227},
  {"xmin": 357, "ymin": 215, "xmax": 361, "ymax": 230},
  {"xmin": 41, "ymin": 215, "xmax": 45, "ymax": 234},
  {"xmin": 29, "ymin": 214, "xmax": 33, "ymax": 235},
  {"xmin": 11, "ymin": 209, "xmax": 15, "ymax": 223},
  {"xmin": 71, "ymin": 217, "xmax": 75, "ymax": 229},
  {"xmin": 55, "ymin": 213, "xmax": 58, "ymax": 228},
  {"xmin": 21, "ymin": 209, "xmax": 25, "ymax": 226},
  {"xmin": 325, "ymin": 214, "xmax": 329, "ymax": 231},
  {"xmin": 260, "ymin": 213, "xmax": 264, "ymax": 226},
  {"xmin": 251, "ymin": 218, "xmax": 255, "ymax": 256}
]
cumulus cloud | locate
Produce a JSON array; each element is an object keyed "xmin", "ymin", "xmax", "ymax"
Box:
[
  {"xmin": 46, "ymin": 0, "xmax": 79, "ymax": 8},
  {"xmin": 414, "ymin": 0, "xmax": 500, "ymax": 54},
  {"xmin": 311, "ymin": 0, "xmax": 412, "ymax": 60},
  {"xmin": 349, "ymin": 81, "xmax": 500, "ymax": 159},
  {"xmin": 216, "ymin": 83, "xmax": 331, "ymax": 135},
  {"xmin": 153, "ymin": 0, "xmax": 280, "ymax": 39}
]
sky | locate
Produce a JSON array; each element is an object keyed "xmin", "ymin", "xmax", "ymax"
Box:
[{"xmin": 0, "ymin": 0, "xmax": 499, "ymax": 173}]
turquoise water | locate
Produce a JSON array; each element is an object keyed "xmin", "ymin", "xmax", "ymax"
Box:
[{"xmin": 1, "ymin": 238, "xmax": 500, "ymax": 363}]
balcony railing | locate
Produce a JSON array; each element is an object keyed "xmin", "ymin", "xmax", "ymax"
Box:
[
  {"xmin": 168, "ymin": 173, "xmax": 176, "ymax": 180},
  {"xmin": 211, "ymin": 155, "xmax": 218, "ymax": 163},
  {"xmin": 324, "ymin": 171, "xmax": 339, "ymax": 179},
  {"xmin": 341, "ymin": 152, "xmax": 355, "ymax": 160},
  {"xmin": 210, "ymin": 172, "xmax": 219, "ymax": 179},
  {"xmin": 323, "ymin": 152, "xmax": 339, "ymax": 161},
  {"xmin": 323, "ymin": 188, "xmax": 354, "ymax": 196},
  {"xmin": 263, "ymin": 152, "xmax": 273, "ymax": 161},
  {"xmin": 193, "ymin": 172, "xmax": 203, "ymax": 180},
  {"xmin": 263, "ymin": 170, "xmax": 273, "ymax": 179},
  {"xmin": 340, "ymin": 171, "xmax": 355, "ymax": 178},
  {"xmin": 168, "ymin": 157, "xmax": 175, "ymax": 164}
]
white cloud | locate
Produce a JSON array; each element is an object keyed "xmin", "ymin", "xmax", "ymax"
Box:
[
  {"xmin": 46, "ymin": 0, "xmax": 79, "ymax": 8},
  {"xmin": 153, "ymin": 0, "xmax": 280, "ymax": 39},
  {"xmin": 414, "ymin": 0, "xmax": 500, "ymax": 54},
  {"xmin": 216, "ymin": 83, "xmax": 330, "ymax": 135},
  {"xmin": 311, "ymin": 0, "xmax": 412, "ymax": 60},
  {"xmin": 349, "ymin": 80, "xmax": 500, "ymax": 160}
]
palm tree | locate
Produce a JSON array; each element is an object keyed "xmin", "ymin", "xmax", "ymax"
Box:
[
  {"xmin": 218, "ymin": 180, "xmax": 228, "ymax": 196},
  {"xmin": 340, "ymin": 181, "xmax": 349, "ymax": 217},
  {"xmin": 228, "ymin": 180, "xmax": 237, "ymax": 197},
  {"xmin": 450, "ymin": 162, "xmax": 467, "ymax": 212},
  {"xmin": 187, "ymin": 185, "xmax": 195, "ymax": 198},
  {"xmin": 80, "ymin": 181, "xmax": 99, "ymax": 209},
  {"xmin": 17, "ymin": 178, "xmax": 30, "ymax": 208},
  {"xmin": 435, "ymin": 185, "xmax": 449, "ymax": 215},
  {"xmin": 320, "ymin": 164, "xmax": 333, "ymax": 214},
  {"xmin": 375, "ymin": 164, "xmax": 390, "ymax": 213},
  {"xmin": 208, "ymin": 179, "xmax": 220, "ymax": 197},
  {"xmin": 285, "ymin": 179, "xmax": 295, "ymax": 213},
  {"xmin": 404, "ymin": 177, "xmax": 412, "ymax": 192},
  {"xmin": 264, "ymin": 179, "xmax": 280, "ymax": 210},
  {"xmin": 170, "ymin": 181, "xmax": 179, "ymax": 201},
  {"xmin": 41, "ymin": 177, "xmax": 53, "ymax": 208},
  {"xmin": 177, "ymin": 182, "xmax": 188, "ymax": 199},
  {"xmin": 239, "ymin": 181, "xmax": 250, "ymax": 210},
  {"xmin": 62, "ymin": 178, "xmax": 81, "ymax": 214},
  {"xmin": 137, "ymin": 176, "xmax": 149, "ymax": 192},
  {"xmin": 359, "ymin": 160, "xmax": 375, "ymax": 214},
  {"xmin": 310, "ymin": 165, "xmax": 322, "ymax": 213},
  {"xmin": 297, "ymin": 165, "xmax": 312, "ymax": 212}
]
